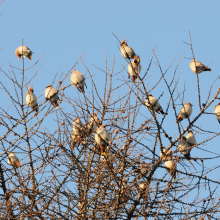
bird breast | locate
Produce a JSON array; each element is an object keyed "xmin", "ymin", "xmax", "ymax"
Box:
[
  {"xmin": 45, "ymin": 87, "xmax": 58, "ymax": 100},
  {"xmin": 145, "ymin": 97, "xmax": 160, "ymax": 111},
  {"xmin": 95, "ymin": 128, "xmax": 110, "ymax": 146},
  {"xmin": 70, "ymin": 70, "xmax": 85, "ymax": 88},
  {"xmin": 128, "ymin": 62, "xmax": 142, "ymax": 76},
  {"xmin": 186, "ymin": 133, "xmax": 196, "ymax": 146},
  {"xmin": 120, "ymin": 45, "xmax": 134, "ymax": 59},
  {"xmin": 26, "ymin": 93, "xmax": 38, "ymax": 108},
  {"xmin": 178, "ymin": 141, "xmax": 190, "ymax": 155},
  {"xmin": 164, "ymin": 160, "xmax": 175, "ymax": 170}
]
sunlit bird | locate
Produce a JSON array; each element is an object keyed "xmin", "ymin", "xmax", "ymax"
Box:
[
  {"xmin": 15, "ymin": 45, "xmax": 33, "ymax": 61},
  {"xmin": 128, "ymin": 57, "xmax": 141, "ymax": 83},
  {"xmin": 8, "ymin": 152, "xmax": 22, "ymax": 169},
  {"xmin": 26, "ymin": 86, "xmax": 38, "ymax": 114},
  {"xmin": 71, "ymin": 117, "xmax": 84, "ymax": 147},
  {"xmin": 176, "ymin": 102, "xmax": 192, "ymax": 123},
  {"xmin": 186, "ymin": 130, "xmax": 196, "ymax": 147},
  {"xmin": 178, "ymin": 136, "xmax": 191, "ymax": 161},
  {"xmin": 45, "ymin": 85, "xmax": 59, "ymax": 109},
  {"xmin": 95, "ymin": 125, "xmax": 110, "ymax": 155},
  {"xmin": 120, "ymin": 39, "xmax": 139, "ymax": 61},
  {"xmin": 164, "ymin": 160, "xmax": 176, "ymax": 180},
  {"xmin": 70, "ymin": 70, "xmax": 86, "ymax": 94},
  {"xmin": 145, "ymin": 94, "xmax": 167, "ymax": 115},
  {"xmin": 189, "ymin": 58, "xmax": 211, "ymax": 74},
  {"xmin": 85, "ymin": 113, "xmax": 100, "ymax": 135}
]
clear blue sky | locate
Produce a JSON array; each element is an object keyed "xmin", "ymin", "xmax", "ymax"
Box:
[{"xmin": 1, "ymin": 0, "xmax": 220, "ymax": 216}]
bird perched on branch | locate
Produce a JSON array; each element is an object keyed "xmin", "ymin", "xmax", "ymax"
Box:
[
  {"xmin": 160, "ymin": 146, "xmax": 172, "ymax": 162},
  {"xmin": 8, "ymin": 152, "xmax": 22, "ymax": 169},
  {"xmin": 189, "ymin": 58, "xmax": 211, "ymax": 74},
  {"xmin": 70, "ymin": 70, "xmax": 86, "ymax": 94},
  {"xmin": 214, "ymin": 102, "xmax": 220, "ymax": 124},
  {"xmin": 186, "ymin": 130, "xmax": 196, "ymax": 147},
  {"xmin": 85, "ymin": 113, "xmax": 100, "ymax": 135},
  {"xmin": 128, "ymin": 57, "xmax": 141, "ymax": 83},
  {"xmin": 26, "ymin": 86, "xmax": 38, "ymax": 114},
  {"xmin": 176, "ymin": 102, "xmax": 192, "ymax": 123},
  {"xmin": 71, "ymin": 117, "xmax": 84, "ymax": 147},
  {"xmin": 145, "ymin": 94, "xmax": 167, "ymax": 115},
  {"xmin": 45, "ymin": 85, "xmax": 59, "ymax": 108},
  {"xmin": 178, "ymin": 136, "xmax": 191, "ymax": 161},
  {"xmin": 120, "ymin": 39, "xmax": 139, "ymax": 61},
  {"xmin": 95, "ymin": 125, "xmax": 110, "ymax": 155},
  {"xmin": 15, "ymin": 45, "xmax": 33, "ymax": 61},
  {"xmin": 164, "ymin": 160, "xmax": 177, "ymax": 180}
]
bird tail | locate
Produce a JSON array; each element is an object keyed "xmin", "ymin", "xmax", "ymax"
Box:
[
  {"xmin": 16, "ymin": 161, "xmax": 22, "ymax": 169},
  {"xmin": 53, "ymin": 101, "xmax": 59, "ymax": 109},
  {"xmin": 218, "ymin": 119, "xmax": 220, "ymax": 124},
  {"xmin": 133, "ymin": 55, "xmax": 140, "ymax": 62}
]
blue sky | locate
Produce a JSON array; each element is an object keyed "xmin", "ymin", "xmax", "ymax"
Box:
[{"xmin": 1, "ymin": 0, "xmax": 220, "ymax": 217}]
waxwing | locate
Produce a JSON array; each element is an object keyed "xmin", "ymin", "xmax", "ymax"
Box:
[
  {"xmin": 189, "ymin": 58, "xmax": 211, "ymax": 74},
  {"xmin": 176, "ymin": 102, "xmax": 192, "ymax": 123},
  {"xmin": 70, "ymin": 70, "xmax": 85, "ymax": 94},
  {"xmin": 145, "ymin": 94, "xmax": 167, "ymax": 115},
  {"xmin": 15, "ymin": 45, "xmax": 33, "ymax": 61},
  {"xmin": 45, "ymin": 85, "xmax": 59, "ymax": 108},
  {"xmin": 26, "ymin": 86, "xmax": 38, "ymax": 113},
  {"xmin": 8, "ymin": 152, "xmax": 22, "ymax": 169},
  {"xmin": 95, "ymin": 124, "xmax": 110, "ymax": 155},
  {"xmin": 128, "ymin": 57, "xmax": 141, "ymax": 83},
  {"xmin": 120, "ymin": 39, "xmax": 139, "ymax": 61}
]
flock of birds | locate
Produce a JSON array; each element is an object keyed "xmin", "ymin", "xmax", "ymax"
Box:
[{"xmin": 6, "ymin": 42, "xmax": 219, "ymax": 180}]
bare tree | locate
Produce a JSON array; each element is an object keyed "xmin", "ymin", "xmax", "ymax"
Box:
[{"xmin": 0, "ymin": 28, "xmax": 220, "ymax": 220}]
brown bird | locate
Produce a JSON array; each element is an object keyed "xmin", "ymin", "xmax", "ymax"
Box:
[
  {"xmin": 176, "ymin": 102, "xmax": 193, "ymax": 123},
  {"xmin": 85, "ymin": 113, "xmax": 100, "ymax": 135},
  {"xmin": 71, "ymin": 117, "xmax": 84, "ymax": 147},
  {"xmin": 95, "ymin": 125, "xmax": 110, "ymax": 155},
  {"xmin": 145, "ymin": 94, "xmax": 167, "ymax": 115},
  {"xmin": 45, "ymin": 85, "xmax": 59, "ymax": 108},
  {"xmin": 15, "ymin": 45, "xmax": 33, "ymax": 61},
  {"xmin": 26, "ymin": 86, "xmax": 38, "ymax": 114},
  {"xmin": 164, "ymin": 160, "xmax": 177, "ymax": 180},
  {"xmin": 128, "ymin": 57, "xmax": 141, "ymax": 83},
  {"xmin": 8, "ymin": 152, "xmax": 22, "ymax": 169},
  {"xmin": 189, "ymin": 58, "xmax": 211, "ymax": 74},
  {"xmin": 70, "ymin": 70, "xmax": 86, "ymax": 94},
  {"xmin": 178, "ymin": 136, "xmax": 191, "ymax": 161},
  {"xmin": 120, "ymin": 39, "xmax": 139, "ymax": 61}
]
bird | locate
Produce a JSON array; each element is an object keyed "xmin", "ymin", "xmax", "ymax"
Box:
[
  {"xmin": 120, "ymin": 39, "xmax": 139, "ymax": 61},
  {"xmin": 176, "ymin": 102, "xmax": 193, "ymax": 123},
  {"xmin": 214, "ymin": 102, "xmax": 220, "ymax": 124},
  {"xmin": 85, "ymin": 113, "xmax": 100, "ymax": 135},
  {"xmin": 128, "ymin": 57, "xmax": 141, "ymax": 83},
  {"xmin": 45, "ymin": 85, "xmax": 59, "ymax": 108},
  {"xmin": 186, "ymin": 130, "xmax": 196, "ymax": 147},
  {"xmin": 15, "ymin": 46, "xmax": 33, "ymax": 61},
  {"xmin": 26, "ymin": 86, "xmax": 38, "ymax": 114},
  {"xmin": 71, "ymin": 117, "xmax": 84, "ymax": 147},
  {"xmin": 95, "ymin": 124, "xmax": 110, "ymax": 155},
  {"xmin": 145, "ymin": 94, "xmax": 167, "ymax": 115},
  {"xmin": 70, "ymin": 70, "xmax": 86, "ymax": 94},
  {"xmin": 189, "ymin": 58, "xmax": 211, "ymax": 74},
  {"xmin": 178, "ymin": 136, "xmax": 191, "ymax": 161},
  {"xmin": 8, "ymin": 152, "xmax": 22, "ymax": 169},
  {"xmin": 160, "ymin": 146, "xmax": 172, "ymax": 162},
  {"xmin": 164, "ymin": 160, "xmax": 177, "ymax": 180}
]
